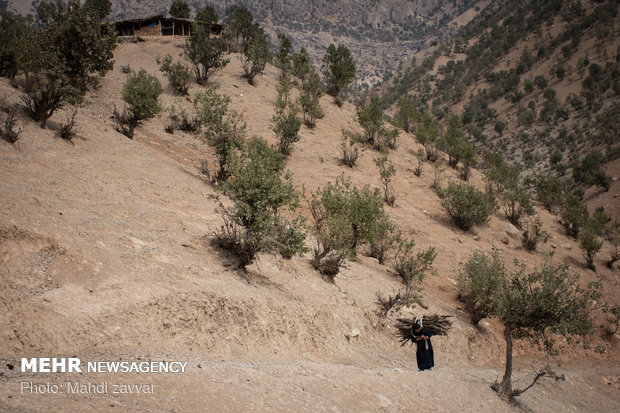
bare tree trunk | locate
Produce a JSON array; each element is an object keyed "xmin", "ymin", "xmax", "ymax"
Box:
[{"xmin": 498, "ymin": 324, "xmax": 513, "ymax": 401}]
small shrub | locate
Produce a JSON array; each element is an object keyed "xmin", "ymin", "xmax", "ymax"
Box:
[
  {"xmin": 438, "ymin": 182, "xmax": 496, "ymax": 231},
  {"xmin": 394, "ymin": 239, "xmax": 437, "ymax": 301},
  {"xmin": 579, "ymin": 224, "xmax": 603, "ymax": 271},
  {"xmin": 58, "ymin": 107, "xmax": 77, "ymax": 140},
  {"xmin": 340, "ymin": 132, "xmax": 361, "ymax": 167},
  {"xmin": 121, "ymin": 64, "xmax": 132, "ymax": 74},
  {"xmin": 273, "ymin": 110, "xmax": 301, "ymax": 156},
  {"xmin": 374, "ymin": 154, "xmax": 396, "ymax": 206},
  {"xmin": 310, "ymin": 176, "xmax": 390, "ymax": 278},
  {"xmin": 522, "ymin": 217, "xmax": 549, "ymax": 251},
  {"xmin": 535, "ymin": 176, "xmax": 565, "ymax": 212},
  {"xmin": 298, "ymin": 70, "xmax": 324, "ymax": 128},
  {"xmin": 157, "ymin": 54, "xmax": 191, "ymax": 95},
  {"xmin": 0, "ymin": 105, "xmax": 21, "ymax": 143},
  {"xmin": 561, "ymin": 193, "xmax": 588, "ymax": 237},
  {"xmin": 376, "ymin": 290, "xmax": 404, "ymax": 317},
  {"xmin": 194, "ymin": 87, "xmax": 246, "ymax": 180},
  {"xmin": 115, "ymin": 69, "xmax": 162, "ymax": 138},
  {"xmin": 501, "ymin": 185, "xmax": 534, "ymax": 227},
  {"xmin": 214, "ymin": 137, "xmax": 306, "ymax": 269}
]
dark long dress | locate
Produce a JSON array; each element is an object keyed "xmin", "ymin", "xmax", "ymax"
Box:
[{"xmin": 411, "ymin": 328, "xmax": 434, "ymax": 370}]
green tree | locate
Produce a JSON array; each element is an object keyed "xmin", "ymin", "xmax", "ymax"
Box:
[
  {"xmin": 275, "ymin": 33, "xmax": 292, "ymax": 79},
  {"xmin": 241, "ymin": 27, "xmax": 271, "ymax": 85},
  {"xmin": 416, "ymin": 112, "xmax": 440, "ymax": 161},
  {"xmin": 438, "ymin": 182, "xmax": 496, "ymax": 231},
  {"xmin": 224, "ymin": 4, "xmax": 256, "ymax": 52},
  {"xmin": 169, "ymin": 0, "xmax": 190, "ymax": 19},
  {"xmin": 535, "ymin": 176, "xmax": 565, "ymax": 212},
  {"xmin": 0, "ymin": 8, "xmax": 30, "ymax": 78},
  {"xmin": 483, "ymin": 151, "xmax": 519, "ymax": 196},
  {"xmin": 459, "ymin": 251, "xmax": 600, "ymax": 402},
  {"xmin": 114, "ymin": 69, "xmax": 162, "ymax": 138},
  {"xmin": 184, "ymin": 23, "xmax": 229, "ymax": 85},
  {"xmin": 458, "ymin": 249, "xmax": 505, "ymax": 325},
  {"xmin": 493, "ymin": 260, "xmax": 599, "ymax": 402},
  {"xmin": 83, "ymin": 0, "xmax": 111, "ymax": 21},
  {"xmin": 298, "ymin": 69, "xmax": 324, "ymax": 128},
  {"xmin": 291, "ymin": 47, "xmax": 311, "ymax": 83},
  {"xmin": 273, "ymin": 110, "xmax": 301, "ymax": 156},
  {"xmin": 573, "ymin": 151, "xmax": 612, "ymax": 191},
  {"xmin": 215, "ymin": 137, "xmax": 306, "ymax": 268},
  {"xmin": 500, "ymin": 185, "xmax": 534, "ymax": 227},
  {"xmin": 561, "ymin": 193, "xmax": 588, "ymax": 237},
  {"xmin": 194, "ymin": 86, "xmax": 246, "ymax": 180},
  {"xmin": 18, "ymin": 0, "xmax": 116, "ymax": 127},
  {"xmin": 579, "ymin": 223, "xmax": 603, "ymax": 271},
  {"xmin": 322, "ymin": 44, "xmax": 356, "ymax": 106},
  {"xmin": 443, "ymin": 113, "xmax": 473, "ymax": 169},
  {"xmin": 196, "ymin": 4, "xmax": 218, "ymax": 28},
  {"xmin": 356, "ymin": 96, "xmax": 384, "ymax": 146},
  {"xmin": 395, "ymin": 97, "xmax": 418, "ymax": 133}
]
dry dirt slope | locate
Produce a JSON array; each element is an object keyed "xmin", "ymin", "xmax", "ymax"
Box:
[{"xmin": 0, "ymin": 39, "xmax": 619, "ymax": 412}]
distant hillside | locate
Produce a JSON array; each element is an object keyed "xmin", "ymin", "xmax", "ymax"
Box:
[
  {"xmin": 4, "ymin": 0, "xmax": 490, "ymax": 89},
  {"xmin": 380, "ymin": 0, "xmax": 619, "ymax": 199}
]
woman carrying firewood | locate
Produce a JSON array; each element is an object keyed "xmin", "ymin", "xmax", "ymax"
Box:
[{"xmin": 411, "ymin": 323, "xmax": 434, "ymax": 371}]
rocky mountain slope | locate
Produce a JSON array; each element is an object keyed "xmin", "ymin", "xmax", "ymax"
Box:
[
  {"xmin": 380, "ymin": 0, "xmax": 620, "ymax": 208},
  {"xmin": 1, "ymin": 37, "xmax": 619, "ymax": 411}
]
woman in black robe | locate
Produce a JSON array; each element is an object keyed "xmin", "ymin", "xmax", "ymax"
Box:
[{"xmin": 411, "ymin": 323, "xmax": 434, "ymax": 371}]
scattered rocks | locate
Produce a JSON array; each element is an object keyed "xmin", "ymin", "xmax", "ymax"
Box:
[
  {"xmin": 473, "ymin": 235, "xmax": 480, "ymax": 241},
  {"xmin": 500, "ymin": 234, "xmax": 510, "ymax": 244},
  {"xmin": 560, "ymin": 244, "xmax": 571, "ymax": 250},
  {"xmin": 551, "ymin": 244, "xmax": 557, "ymax": 249},
  {"xmin": 345, "ymin": 328, "xmax": 360, "ymax": 341}
]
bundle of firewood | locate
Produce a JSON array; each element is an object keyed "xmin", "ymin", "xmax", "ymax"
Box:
[{"xmin": 395, "ymin": 314, "xmax": 453, "ymax": 346}]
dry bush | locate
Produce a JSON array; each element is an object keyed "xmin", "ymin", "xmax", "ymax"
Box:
[
  {"xmin": 376, "ymin": 290, "xmax": 404, "ymax": 317},
  {"xmin": 58, "ymin": 107, "xmax": 77, "ymax": 140},
  {"xmin": 340, "ymin": 131, "xmax": 362, "ymax": 167},
  {"xmin": 0, "ymin": 105, "xmax": 21, "ymax": 144}
]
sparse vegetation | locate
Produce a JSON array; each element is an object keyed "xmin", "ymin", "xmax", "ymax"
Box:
[
  {"xmin": 157, "ymin": 54, "xmax": 192, "ymax": 95},
  {"xmin": 213, "ymin": 137, "xmax": 306, "ymax": 269},
  {"xmin": 521, "ymin": 217, "xmax": 549, "ymax": 252},
  {"xmin": 374, "ymin": 154, "xmax": 396, "ymax": 206},
  {"xmin": 340, "ymin": 131, "xmax": 362, "ymax": 168},
  {"xmin": 194, "ymin": 86, "xmax": 246, "ymax": 180},
  {"xmin": 114, "ymin": 69, "xmax": 162, "ymax": 139},
  {"xmin": 438, "ymin": 182, "xmax": 495, "ymax": 231},
  {"xmin": 310, "ymin": 176, "xmax": 390, "ymax": 279},
  {"xmin": 394, "ymin": 240, "xmax": 437, "ymax": 302}
]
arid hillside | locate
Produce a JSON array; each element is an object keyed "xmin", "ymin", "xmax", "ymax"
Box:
[
  {"xmin": 380, "ymin": 0, "xmax": 620, "ymax": 211},
  {"xmin": 1, "ymin": 38, "xmax": 619, "ymax": 412}
]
